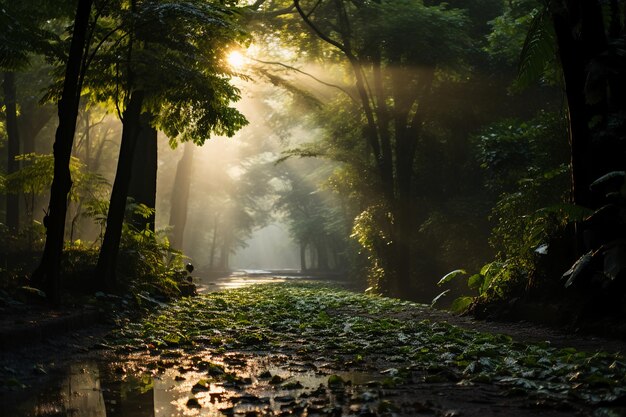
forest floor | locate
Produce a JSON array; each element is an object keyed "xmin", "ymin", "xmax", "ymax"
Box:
[{"xmin": 1, "ymin": 280, "xmax": 626, "ymax": 417}]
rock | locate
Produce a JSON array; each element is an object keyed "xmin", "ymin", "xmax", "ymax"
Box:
[{"xmin": 186, "ymin": 397, "xmax": 201, "ymax": 408}]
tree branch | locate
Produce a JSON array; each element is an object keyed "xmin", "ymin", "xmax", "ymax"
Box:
[
  {"xmin": 250, "ymin": 57, "xmax": 357, "ymax": 102},
  {"xmin": 293, "ymin": 0, "xmax": 348, "ymax": 54}
]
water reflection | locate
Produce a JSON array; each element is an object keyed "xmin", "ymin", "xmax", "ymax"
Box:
[
  {"xmin": 194, "ymin": 271, "xmax": 291, "ymax": 294},
  {"xmin": 65, "ymin": 363, "xmax": 107, "ymax": 417},
  {"xmin": 5, "ymin": 358, "xmax": 379, "ymax": 417},
  {"xmin": 4, "ymin": 362, "xmax": 109, "ymax": 417}
]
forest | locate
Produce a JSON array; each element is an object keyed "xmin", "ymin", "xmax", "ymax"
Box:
[{"xmin": 1, "ymin": 0, "xmax": 626, "ymax": 416}]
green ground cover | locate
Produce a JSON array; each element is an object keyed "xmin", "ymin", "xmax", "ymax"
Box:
[{"xmin": 109, "ymin": 281, "xmax": 626, "ymax": 407}]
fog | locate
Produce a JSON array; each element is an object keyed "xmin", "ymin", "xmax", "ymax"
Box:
[
  {"xmin": 230, "ymin": 223, "xmax": 300, "ymax": 270},
  {"xmin": 154, "ymin": 59, "xmax": 334, "ymax": 272}
]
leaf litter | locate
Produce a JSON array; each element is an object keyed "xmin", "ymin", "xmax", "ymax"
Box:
[{"xmin": 105, "ymin": 281, "xmax": 626, "ymax": 416}]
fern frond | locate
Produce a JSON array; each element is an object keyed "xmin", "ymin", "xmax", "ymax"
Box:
[{"xmin": 514, "ymin": 6, "xmax": 555, "ymax": 91}]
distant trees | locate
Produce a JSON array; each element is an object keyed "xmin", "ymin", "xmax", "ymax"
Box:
[
  {"xmin": 0, "ymin": 1, "xmax": 67, "ymax": 233},
  {"xmin": 247, "ymin": 0, "xmax": 566, "ymax": 299},
  {"xmin": 83, "ymin": 0, "xmax": 247, "ymax": 288},
  {"xmin": 287, "ymin": 0, "xmax": 470, "ymax": 296},
  {"xmin": 201, "ymin": 154, "xmax": 274, "ymax": 271},
  {"xmin": 168, "ymin": 142, "xmax": 194, "ymax": 250},
  {"xmin": 275, "ymin": 160, "xmax": 349, "ymax": 272},
  {"xmin": 1, "ymin": 0, "xmax": 247, "ymax": 298}
]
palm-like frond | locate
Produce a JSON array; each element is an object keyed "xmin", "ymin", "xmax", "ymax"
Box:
[{"xmin": 514, "ymin": 6, "xmax": 555, "ymax": 90}]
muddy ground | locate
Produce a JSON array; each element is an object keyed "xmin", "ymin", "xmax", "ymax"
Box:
[{"xmin": 1, "ymin": 279, "xmax": 625, "ymax": 417}]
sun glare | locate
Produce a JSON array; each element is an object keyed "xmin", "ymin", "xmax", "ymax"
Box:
[{"xmin": 227, "ymin": 51, "xmax": 246, "ymax": 70}]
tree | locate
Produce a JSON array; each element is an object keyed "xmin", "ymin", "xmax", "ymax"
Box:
[
  {"xmin": 91, "ymin": 0, "xmax": 247, "ymax": 288},
  {"xmin": 2, "ymin": 72, "xmax": 20, "ymax": 232},
  {"xmin": 288, "ymin": 0, "xmax": 469, "ymax": 296},
  {"xmin": 31, "ymin": 0, "xmax": 94, "ymax": 304},
  {"xmin": 549, "ymin": 0, "xmax": 611, "ymax": 208},
  {"xmin": 518, "ymin": 0, "xmax": 626, "ymax": 209},
  {"xmin": 127, "ymin": 113, "xmax": 157, "ymax": 231},
  {"xmin": 3, "ymin": 153, "xmax": 109, "ymax": 249},
  {"xmin": 168, "ymin": 141, "xmax": 194, "ymax": 250},
  {"xmin": 0, "ymin": 2, "xmax": 62, "ymax": 232},
  {"xmin": 275, "ymin": 160, "xmax": 347, "ymax": 272}
]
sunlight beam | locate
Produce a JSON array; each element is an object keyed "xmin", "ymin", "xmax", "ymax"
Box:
[{"xmin": 227, "ymin": 51, "xmax": 246, "ymax": 70}]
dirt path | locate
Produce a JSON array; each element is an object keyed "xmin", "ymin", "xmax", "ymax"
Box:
[{"xmin": 1, "ymin": 280, "xmax": 625, "ymax": 417}]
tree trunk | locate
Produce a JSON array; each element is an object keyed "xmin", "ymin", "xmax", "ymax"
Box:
[
  {"xmin": 84, "ymin": 109, "xmax": 91, "ymax": 167},
  {"xmin": 3, "ymin": 72, "xmax": 20, "ymax": 232},
  {"xmin": 168, "ymin": 142, "xmax": 194, "ymax": 250},
  {"xmin": 552, "ymin": 12, "xmax": 592, "ymax": 207},
  {"xmin": 209, "ymin": 215, "xmax": 219, "ymax": 269},
  {"xmin": 128, "ymin": 113, "xmax": 157, "ymax": 232},
  {"xmin": 96, "ymin": 90, "xmax": 145, "ymax": 289},
  {"xmin": 219, "ymin": 231, "xmax": 231, "ymax": 270},
  {"xmin": 300, "ymin": 241, "xmax": 307, "ymax": 271},
  {"xmin": 315, "ymin": 237, "xmax": 329, "ymax": 271},
  {"xmin": 32, "ymin": 0, "xmax": 94, "ymax": 304}
]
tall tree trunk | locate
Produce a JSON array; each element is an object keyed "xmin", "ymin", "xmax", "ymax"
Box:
[
  {"xmin": 84, "ymin": 108, "xmax": 91, "ymax": 167},
  {"xmin": 128, "ymin": 113, "xmax": 157, "ymax": 232},
  {"xmin": 315, "ymin": 237, "xmax": 329, "ymax": 271},
  {"xmin": 551, "ymin": 0, "xmax": 608, "ymax": 209},
  {"xmin": 219, "ymin": 228, "xmax": 231, "ymax": 270},
  {"xmin": 560, "ymin": 61, "xmax": 592, "ymax": 207},
  {"xmin": 32, "ymin": 0, "xmax": 94, "ymax": 304},
  {"xmin": 209, "ymin": 214, "xmax": 219, "ymax": 269},
  {"xmin": 168, "ymin": 142, "xmax": 194, "ymax": 250},
  {"xmin": 3, "ymin": 72, "xmax": 20, "ymax": 232},
  {"xmin": 95, "ymin": 90, "xmax": 145, "ymax": 289},
  {"xmin": 300, "ymin": 241, "xmax": 307, "ymax": 271},
  {"xmin": 389, "ymin": 127, "xmax": 416, "ymax": 297}
]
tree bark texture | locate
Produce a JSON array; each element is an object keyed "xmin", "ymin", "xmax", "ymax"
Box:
[
  {"xmin": 168, "ymin": 141, "xmax": 194, "ymax": 250},
  {"xmin": 128, "ymin": 113, "xmax": 157, "ymax": 232},
  {"xmin": 32, "ymin": 0, "xmax": 94, "ymax": 304},
  {"xmin": 96, "ymin": 90, "xmax": 144, "ymax": 289},
  {"xmin": 3, "ymin": 72, "xmax": 20, "ymax": 232}
]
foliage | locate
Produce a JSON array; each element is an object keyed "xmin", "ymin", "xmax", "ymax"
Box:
[
  {"xmin": 117, "ymin": 202, "xmax": 187, "ymax": 299},
  {"xmin": 77, "ymin": 0, "xmax": 249, "ymax": 147},
  {"xmin": 434, "ymin": 112, "xmax": 577, "ymax": 309},
  {"xmin": 514, "ymin": 3, "xmax": 556, "ymax": 90},
  {"xmin": 351, "ymin": 204, "xmax": 392, "ymax": 291},
  {"xmin": 561, "ymin": 172, "xmax": 626, "ymax": 302},
  {"xmin": 485, "ymin": 0, "xmax": 541, "ymax": 65},
  {"xmin": 0, "ymin": 0, "xmax": 66, "ymax": 70},
  {"xmin": 1, "ymin": 153, "xmax": 109, "ymax": 238},
  {"xmin": 473, "ymin": 111, "xmax": 569, "ymax": 193},
  {"xmin": 2, "ymin": 153, "xmax": 108, "ymax": 199},
  {"xmin": 482, "ymin": 113, "xmax": 574, "ymax": 299},
  {"xmin": 109, "ymin": 282, "xmax": 626, "ymax": 406},
  {"xmin": 275, "ymin": 157, "xmax": 351, "ymax": 271}
]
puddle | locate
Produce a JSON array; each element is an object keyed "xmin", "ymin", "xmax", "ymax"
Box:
[
  {"xmin": 2, "ymin": 353, "xmax": 382, "ymax": 417},
  {"xmin": 195, "ymin": 276, "xmax": 288, "ymax": 294},
  {"xmin": 193, "ymin": 270, "xmax": 341, "ymax": 294}
]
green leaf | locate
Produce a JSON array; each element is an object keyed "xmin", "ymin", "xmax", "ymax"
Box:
[
  {"xmin": 467, "ymin": 274, "xmax": 484, "ymax": 291},
  {"xmin": 430, "ymin": 289, "xmax": 450, "ymax": 307},
  {"xmin": 437, "ymin": 269, "xmax": 467, "ymax": 286},
  {"xmin": 514, "ymin": 6, "xmax": 555, "ymax": 90},
  {"xmin": 450, "ymin": 296, "xmax": 473, "ymax": 313}
]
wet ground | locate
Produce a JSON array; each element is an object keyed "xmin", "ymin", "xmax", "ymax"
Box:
[
  {"xmin": 196, "ymin": 270, "xmax": 297, "ymax": 293},
  {"xmin": 2, "ymin": 274, "xmax": 626, "ymax": 417}
]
